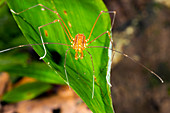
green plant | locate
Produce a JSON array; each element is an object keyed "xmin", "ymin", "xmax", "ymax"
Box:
[{"xmin": 1, "ymin": 0, "xmax": 114, "ymax": 112}]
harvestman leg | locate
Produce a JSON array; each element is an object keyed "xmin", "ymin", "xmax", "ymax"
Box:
[
  {"xmin": 10, "ymin": 4, "xmax": 74, "ymax": 59},
  {"xmin": 87, "ymin": 31, "xmax": 113, "ymax": 86},
  {"xmin": 87, "ymin": 11, "xmax": 116, "ymax": 42},
  {"xmin": 87, "ymin": 46, "xmax": 164, "ymax": 83},
  {"xmin": 87, "ymin": 10, "xmax": 116, "ymax": 58},
  {"xmin": 87, "ymin": 10, "xmax": 164, "ymax": 85},
  {"xmin": 86, "ymin": 11, "xmax": 116, "ymax": 87},
  {"xmin": 64, "ymin": 48, "xmax": 72, "ymax": 86},
  {"xmin": 88, "ymin": 31, "xmax": 115, "ymax": 62},
  {"xmin": 0, "ymin": 42, "xmax": 71, "ymax": 53},
  {"xmin": 85, "ymin": 49, "xmax": 95, "ymax": 98},
  {"xmin": 38, "ymin": 19, "xmax": 71, "ymax": 59},
  {"xmin": 11, "ymin": 4, "xmax": 73, "ymax": 40},
  {"xmin": 87, "ymin": 10, "xmax": 116, "ymax": 59},
  {"xmin": 10, "ymin": 4, "xmax": 76, "ymax": 88}
]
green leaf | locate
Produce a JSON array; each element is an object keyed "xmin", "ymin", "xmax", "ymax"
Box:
[
  {"xmin": 2, "ymin": 82, "xmax": 52, "ymax": 102},
  {"xmin": 7, "ymin": 0, "xmax": 114, "ymax": 112},
  {"xmin": 0, "ymin": 54, "xmax": 65, "ymax": 84},
  {"xmin": 0, "ymin": 5, "xmax": 64, "ymax": 85}
]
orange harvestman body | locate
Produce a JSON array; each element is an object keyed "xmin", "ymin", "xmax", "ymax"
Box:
[
  {"xmin": 73, "ymin": 34, "xmax": 86, "ymax": 60},
  {"xmin": 0, "ymin": 4, "xmax": 163, "ymax": 98}
]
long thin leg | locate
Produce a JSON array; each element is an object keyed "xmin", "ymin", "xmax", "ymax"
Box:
[
  {"xmin": 86, "ymin": 11, "xmax": 116, "ymax": 69},
  {"xmin": 87, "ymin": 30, "xmax": 115, "ymax": 86},
  {"xmin": 87, "ymin": 30, "xmax": 115, "ymax": 64},
  {"xmin": 64, "ymin": 48, "xmax": 72, "ymax": 86},
  {"xmin": 87, "ymin": 11, "xmax": 116, "ymax": 41},
  {"xmin": 10, "ymin": 4, "xmax": 73, "ymax": 41},
  {"xmin": 87, "ymin": 31, "xmax": 112, "ymax": 45},
  {"xmin": 0, "ymin": 42, "xmax": 71, "ymax": 53},
  {"xmin": 38, "ymin": 19, "xmax": 72, "ymax": 59},
  {"xmin": 85, "ymin": 49, "xmax": 95, "ymax": 98},
  {"xmin": 87, "ymin": 46, "xmax": 164, "ymax": 83}
]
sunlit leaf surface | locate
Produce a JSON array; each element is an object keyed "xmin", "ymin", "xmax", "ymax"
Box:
[{"xmin": 7, "ymin": 0, "xmax": 114, "ymax": 112}]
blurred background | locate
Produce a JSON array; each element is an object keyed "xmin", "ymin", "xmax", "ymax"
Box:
[
  {"xmin": 103, "ymin": 0, "xmax": 170, "ymax": 113},
  {"xmin": 0, "ymin": 0, "xmax": 170, "ymax": 113}
]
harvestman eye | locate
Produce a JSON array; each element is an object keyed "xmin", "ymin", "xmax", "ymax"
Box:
[{"xmin": 0, "ymin": 4, "xmax": 163, "ymax": 99}]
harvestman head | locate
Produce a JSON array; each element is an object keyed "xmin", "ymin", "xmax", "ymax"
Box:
[{"xmin": 1, "ymin": 4, "xmax": 163, "ymax": 99}]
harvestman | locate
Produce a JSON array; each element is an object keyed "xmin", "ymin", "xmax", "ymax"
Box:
[{"xmin": 0, "ymin": 4, "xmax": 163, "ymax": 98}]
